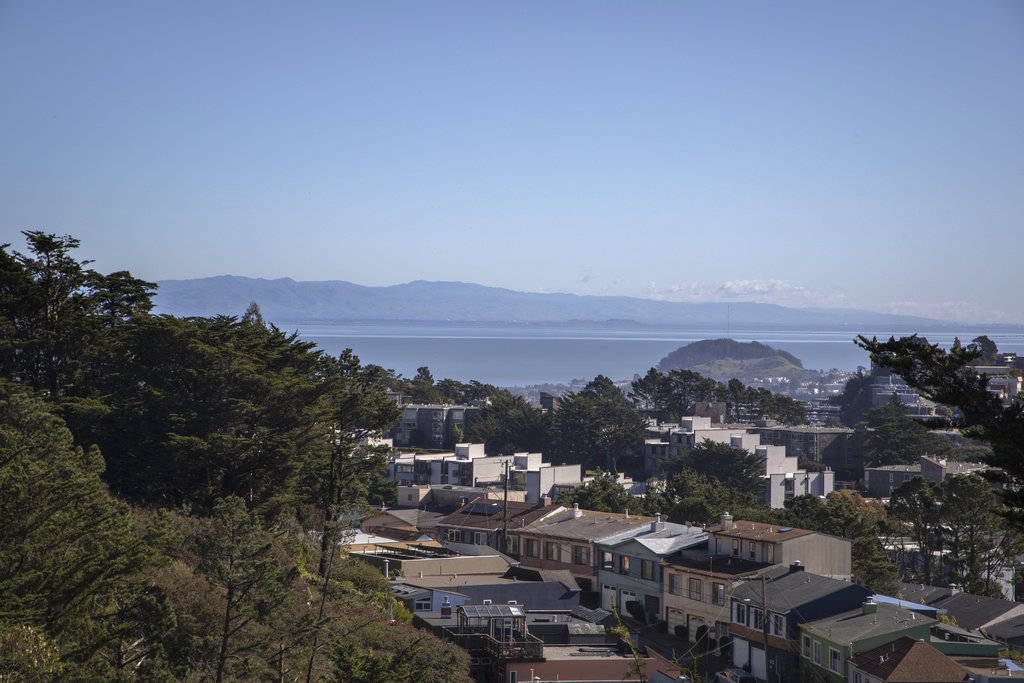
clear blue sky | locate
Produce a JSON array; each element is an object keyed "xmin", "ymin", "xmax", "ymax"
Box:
[{"xmin": 2, "ymin": 1, "xmax": 1022, "ymax": 323}]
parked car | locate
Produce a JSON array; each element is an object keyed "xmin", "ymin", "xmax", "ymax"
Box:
[{"xmin": 715, "ymin": 668, "xmax": 757, "ymax": 683}]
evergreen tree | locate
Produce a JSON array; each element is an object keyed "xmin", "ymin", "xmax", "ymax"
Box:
[
  {"xmin": 858, "ymin": 335, "xmax": 1024, "ymax": 522},
  {"xmin": 0, "ymin": 383, "xmax": 172, "ymax": 677},
  {"xmin": 198, "ymin": 496, "xmax": 295, "ymax": 682},
  {"xmin": 464, "ymin": 389, "xmax": 549, "ymax": 455},
  {"xmin": 556, "ymin": 471, "xmax": 644, "ymax": 514},
  {"xmin": 681, "ymin": 439, "xmax": 766, "ymax": 492},
  {"xmin": 551, "ymin": 375, "xmax": 646, "ymax": 474},
  {"xmin": 862, "ymin": 396, "xmax": 953, "ymax": 466},
  {"xmin": 887, "ymin": 476, "xmax": 943, "ymax": 585}
]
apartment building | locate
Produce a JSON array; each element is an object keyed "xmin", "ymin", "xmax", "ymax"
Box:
[
  {"xmin": 388, "ymin": 445, "xmax": 582, "ymax": 503},
  {"xmin": 707, "ymin": 512, "xmax": 852, "ymax": 580}
]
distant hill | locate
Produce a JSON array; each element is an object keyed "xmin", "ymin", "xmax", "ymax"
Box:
[
  {"xmin": 153, "ymin": 276, "xmax": 954, "ymax": 329},
  {"xmin": 657, "ymin": 339, "xmax": 812, "ymax": 382}
]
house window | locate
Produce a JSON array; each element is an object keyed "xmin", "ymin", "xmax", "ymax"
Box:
[
  {"xmin": 474, "ymin": 532, "xmax": 486, "ymax": 545},
  {"xmin": 716, "ymin": 538, "xmax": 723, "ymax": 554},
  {"xmin": 641, "ymin": 560, "xmax": 654, "ymax": 580},
  {"xmin": 774, "ymin": 614, "xmax": 784, "ymax": 637},
  {"xmin": 712, "ymin": 583, "xmax": 724, "ymax": 606},
  {"xmin": 414, "ymin": 596, "xmax": 431, "ymax": 611},
  {"xmin": 734, "ymin": 603, "xmax": 746, "ymax": 624},
  {"xmin": 813, "ymin": 642, "xmax": 820, "ymax": 664},
  {"xmin": 669, "ymin": 573, "xmax": 680, "ymax": 595},
  {"xmin": 508, "ymin": 536, "xmax": 520, "ymax": 555},
  {"xmin": 524, "ymin": 539, "xmax": 537, "ymax": 557},
  {"xmin": 619, "ymin": 555, "xmax": 630, "ymax": 575},
  {"xmin": 853, "ymin": 673, "xmax": 862, "ymax": 683},
  {"xmin": 732, "ymin": 539, "xmax": 739, "ymax": 557},
  {"xmin": 752, "ymin": 608, "xmax": 763, "ymax": 630},
  {"xmin": 573, "ymin": 545, "xmax": 588, "ymax": 566},
  {"xmin": 801, "ymin": 635, "xmax": 812, "ymax": 658},
  {"xmin": 545, "ymin": 542, "xmax": 559, "ymax": 561},
  {"xmin": 688, "ymin": 578, "xmax": 702, "ymax": 601},
  {"xmin": 748, "ymin": 542, "xmax": 756, "ymax": 560},
  {"xmin": 767, "ymin": 544, "xmax": 774, "ymax": 563},
  {"xmin": 829, "ymin": 648, "xmax": 841, "ymax": 673},
  {"xmin": 602, "ymin": 551, "xmax": 614, "ymax": 570},
  {"xmin": 509, "ymin": 672, "xmax": 518, "ymax": 683}
]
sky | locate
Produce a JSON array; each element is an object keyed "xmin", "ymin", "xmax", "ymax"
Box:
[{"xmin": 2, "ymin": 1, "xmax": 1022, "ymax": 324}]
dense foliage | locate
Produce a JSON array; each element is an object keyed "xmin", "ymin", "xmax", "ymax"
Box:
[{"xmin": 0, "ymin": 233, "xmax": 468, "ymax": 681}]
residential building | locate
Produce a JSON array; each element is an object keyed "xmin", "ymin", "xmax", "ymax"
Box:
[
  {"xmin": 919, "ymin": 454, "xmax": 993, "ymax": 485},
  {"xmin": 847, "ymin": 637, "xmax": 971, "ymax": 683},
  {"xmin": 358, "ymin": 508, "xmax": 445, "ymax": 542},
  {"xmin": 662, "ymin": 553, "xmax": 768, "ymax": 644},
  {"xmin": 753, "ymin": 424, "xmax": 863, "ymax": 480},
  {"xmin": 897, "ymin": 583, "xmax": 1024, "ymax": 632},
  {"xmin": 393, "ymin": 404, "xmax": 482, "ymax": 448},
  {"xmin": 593, "ymin": 514, "xmax": 706, "ymax": 622},
  {"xmin": 645, "ymin": 421, "xmax": 835, "ymax": 507},
  {"xmin": 798, "ymin": 600, "xmax": 936, "ymax": 682},
  {"xmin": 707, "ymin": 512, "xmax": 853, "ymax": 580},
  {"xmin": 729, "ymin": 564, "xmax": 873, "ymax": 682},
  {"xmin": 394, "ymin": 574, "xmax": 579, "ymax": 615},
  {"xmin": 512, "ymin": 506, "xmax": 661, "ymax": 594},
  {"xmin": 426, "ymin": 603, "xmax": 685, "ymax": 682},
  {"xmin": 863, "ymin": 464, "xmax": 921, "ymax": 499},
  {"xmin": 388, "ymin": 445, "xmax": 582, "ymax": 503},
  {"xmin": 435, "ymin": 500, "xmax": 563, "ymax": 554}
]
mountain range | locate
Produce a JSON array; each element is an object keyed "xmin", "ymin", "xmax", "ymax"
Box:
[{"xmin": 152, "ymin": 275, "xmax": 963, "ymax": 329}]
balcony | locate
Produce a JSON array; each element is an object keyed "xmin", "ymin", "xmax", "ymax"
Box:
[{"xmin": 441, "ymin": 629, "xmax": 544, "ymax": 662}]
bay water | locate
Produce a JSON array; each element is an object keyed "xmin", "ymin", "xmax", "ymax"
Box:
[{"xmin": 295, "ymin": 322, "xmax": 1024, "ymax": 387}]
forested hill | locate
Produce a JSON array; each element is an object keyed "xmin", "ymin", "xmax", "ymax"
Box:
[
  {"xmin": 657, "ymin": 339, "xmax": 808, "ymax": 381},
  {"xmin": 154, "ymin": 276, "xmax": 948, "ymax": 328}
]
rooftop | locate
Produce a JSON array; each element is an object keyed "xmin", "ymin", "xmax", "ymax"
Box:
[
  {"xmin": 849, "ymin": 637, "xmax": 969, "ymax": 682},
  {"xmin": 663, "ymin": 553, "xmax": 770, "ymax": 578},
  {"xmin": 732, "ymin": 565, "xmax": 872, "ymax": 612},
  {"xmin": 803, "ymin": 602, "xmax": 936, "ymax": 644},
  {"xmin": 707, "ymin": 519, "xmax": 818, "ymax": 543},
  {"xmin": 521, "ymin": 509, "xmax": 659, "ymax": 542},
  {"xmin": 437, "ymin": 500, "xmax": 563, "ymax": 531}
]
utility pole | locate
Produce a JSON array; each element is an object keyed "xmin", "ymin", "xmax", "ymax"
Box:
[
  {"xmin": 761, "ymin": 573, "xmax": 770, "ymax": 683},
  {"xmin": 502, "ymin": 460, "xmax": 510, "ymax": 554}
]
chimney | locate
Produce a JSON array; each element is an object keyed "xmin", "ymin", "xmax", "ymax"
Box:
[
  {"xmin": 651, "ymin": 513, "xmax": 665, "ymax": 533},
  {"xmin": 720, "ymin": 512, "xmax": 734, "ymax": 531},
  {"xmin": 542, "ymin": 496, "xmax": 552, "ymax": 506},
  {"xmin": 862, "ymin": 600, "xmax": 877, "ymax": 615},
  {"xmin": 573, "ymin": 502, "xmax": 582, "ymax": 518},
  {"xmin": 789, "ymin": 561, "xmax": 804, "ymax": 573},
  {"xmin": 946, "ymin": 584, "xmax": 960, "ymax": 597}
]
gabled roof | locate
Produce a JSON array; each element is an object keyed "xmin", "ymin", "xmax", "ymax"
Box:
[
  {"xmin": 803, "ymin": 602, "xmax": 936, "ymax": 644},
  {"xmin": 897, "ymin": 583, "xmax": 1024, "ymax": 631},
  {"xmin": 849, "ymin": 637, "xmax": 969, "ymax": 682},
  {"xmin": 732, "ymin": 565, "xmax": 871, "ymax": 613},
  {"xmin": 436, "ymin": 501, "xmax": 563, "ymax": 531}
]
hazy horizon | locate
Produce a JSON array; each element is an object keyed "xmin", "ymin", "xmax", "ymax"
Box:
[{"xmin": 3, "ymin": 2, "xmax": 1022, "ymax": 324}]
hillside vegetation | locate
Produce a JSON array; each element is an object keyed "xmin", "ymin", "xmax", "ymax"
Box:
[{"xmin": 657, "ymin": 338, "xmax": 812, "ymax": 382}]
